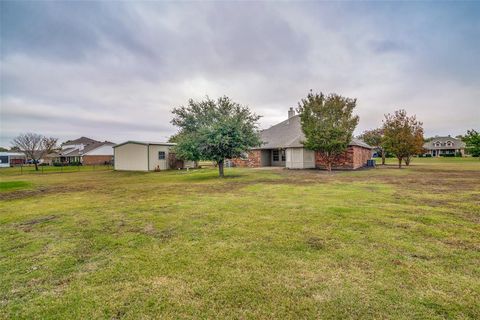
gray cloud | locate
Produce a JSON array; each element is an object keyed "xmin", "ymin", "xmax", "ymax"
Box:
[{"xmin": 1, "ymin": 1, "xmax": 479, "ymax": 147}]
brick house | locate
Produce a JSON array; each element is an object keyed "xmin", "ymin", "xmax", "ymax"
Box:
[
  {"xmin": 232, "ymin": 109, "xmax": 372, "ymax": 170},
  {"xmin": 49, "ymin": 137, "xmax": 115, "ymax": 165}
]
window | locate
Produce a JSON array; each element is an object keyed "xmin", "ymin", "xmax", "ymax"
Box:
[
  {"xmin": 273, "ymin": 149, "xmax": 285, "ymax": 162},
  {"xmin": 272, "ymin": 150, "xmax": 279, "ymax": 161},
  {"xmin": 158, "ymin": 151, "xmax": 166, "ymax": 160},
  {"xmin": 0, "ymin": 156, "xmax": 8, "ymax": 164}
]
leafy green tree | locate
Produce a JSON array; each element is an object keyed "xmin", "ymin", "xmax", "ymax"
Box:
[
  {"xmin": 297, "ymin": 91, "xmax": 359, "ymax": 172},
  {"xmin": 0, "ymin": 147, "xmax": 8, "ymax": 152},
  {"xmin": 382, "ymin": 110, "xmax": 424, "ymax": 168},
  {"xmin": 358, "ymin": 128, "xmax": 386, "ymax": 165},
  {"xmin": 462, "ymin": 129, "xmax": 480, "ymax": 157},
  {"xmin": 171, "ymin": 96, "xmax": 261, "ymax": 177}
]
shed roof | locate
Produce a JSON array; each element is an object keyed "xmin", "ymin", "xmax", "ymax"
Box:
[
  {"xmin": 254, "ymin": 115, "xmax": 372, "ymax": 150},
  {"xmin": 113, "ymin": 141, "xmax": 176, "ymax": 148},
  {"xmin": 0, "ymin": 152, "xmax": 26, "ymax": 157}
]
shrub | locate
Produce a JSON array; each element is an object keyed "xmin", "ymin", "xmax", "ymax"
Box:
[{"xmin": 53, "ymin": 161, "xmax": 83, "ymax": 166}]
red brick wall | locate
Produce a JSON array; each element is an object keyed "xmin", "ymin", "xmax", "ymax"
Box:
[
  {"xmin": 230, "ymin": 150, "xmax": 261, "ymax": 168},
  {"xmin": 315, "ymin": 146, "xmax": 371, "ymax": 170},
  {"xmin": 83, "ymin": 155, "xmax": 113, "ymax": 165}
]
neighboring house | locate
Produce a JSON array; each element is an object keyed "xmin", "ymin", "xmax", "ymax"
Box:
[
  {"xmin": 0, "ymin": 152, "xmax": 26, "ymax": 168},
  {"xmin": 113, "ymin": 141, "xmax": 195, "ymax": 171},
  {"xmin": 232, "ymin": 108, "xmax": 373, "ymax": 170},
  {"xmin": 82, "ymin": 141, "xmax": 116, "ymax": 165},
  {"xmin": 423, "ymin": 136, "xmax": 465, "ymax": 157},
  {"xmin": 49, "ymin": 137, "xmax": 115, "ymax": 165}
]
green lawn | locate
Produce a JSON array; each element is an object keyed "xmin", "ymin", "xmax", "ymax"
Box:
[
  {"xmin": 0, "ymin": 164, "xmax": 113, "ymax": 177},
  {"xmin": 0, "ymin": 158, "xmax": 479, "ymax": 319}
]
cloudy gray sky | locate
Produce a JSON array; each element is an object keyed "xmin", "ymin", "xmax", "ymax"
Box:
[{"xmin": 1, "ymin": 1, "xmax": 479, "ymax": 147}]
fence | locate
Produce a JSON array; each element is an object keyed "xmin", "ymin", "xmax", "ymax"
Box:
[{"xmin": 3, "ymin": 164, "xmax": 114, "ymax": 175}]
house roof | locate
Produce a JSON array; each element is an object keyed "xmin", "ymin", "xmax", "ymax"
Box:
[
  {"xmin": 423, "ymin": 136, "xmax": 465, "ymax": 150},
  {"xmin": 50, "ymin": 141, "xmax": 116, "ymax": 157},
  {"xmin": 83, "ymin": 141, "xmax": 116, "ymax": 155},
  {"xmin": 113, "ymin": 141, "xmax": 176, "ymax": 148},
  {"xmin": 55, "ymin": 147, "xmax": 79, "ymax": 156},
  {"xmin": 62, "ymin": 136, "xmax": 99, "ymax": 146},
  {"xmin": 253, "ymin": 115, "xmax": 373, "ymax": 150}
]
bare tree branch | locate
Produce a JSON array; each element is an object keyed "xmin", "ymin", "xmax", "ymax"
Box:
[{"xmin": 12, "ymin": 133, "xmax": 58, "ymax": 171}]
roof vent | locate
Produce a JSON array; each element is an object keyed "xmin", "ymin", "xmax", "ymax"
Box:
[{"xmin": 288, "ymin": 107, "xmax": 295, "ymax": 118}]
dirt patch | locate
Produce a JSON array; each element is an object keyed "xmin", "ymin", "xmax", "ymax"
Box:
[
  {"xmin": 19, "ymin": 215, "xmax": 57, "ymax": 226},
  {"xmin": 18, "ymin": 215, "xmax": 57, "ymax": 232},
  {"xmin": 410, "ymin": 253, "xmax": 432, "ymax": 260},
  {"xmin": 142, "ymin": 224, "xmax": 176, "ymax": 241},
  {"xmin": 306, "ymin": 237, "xmax": 325, "ymax": 250},
  {"xmin": 442, "ymin": 238, "xmax": 480, "ymax": 252},
  {"xmin": 0, "ymin": 184, "xmax": 95, "ymax": 201}
]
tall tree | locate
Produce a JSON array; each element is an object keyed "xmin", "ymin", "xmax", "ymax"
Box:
[
  {"xmin": 12, "ymin": 133, "xmax": 57, "ymax": 171},
  {"xmin": 297, "ymin": 91, "xmax": 359, "ymax": 172},
  {"xmin": 404, "ymin": 126, "xmax": 424, "ymax": 166},
  {"xmin": 462, "ymin": 129, "xmax": 480, "ymax": 157},
  {"xmin": 382, "ymin": 110, "xmax": 424, "ymax": 168},
  {"xmin": 171, "ymin": 96, "xmax": 262, "ymax": 177},
  {"xmin": 358, "ymin": 128, "xmax": 386, "ymax": 165}
]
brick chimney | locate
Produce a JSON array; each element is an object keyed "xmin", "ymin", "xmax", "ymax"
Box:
[{"xmin": 288, "ymin": 107, "xmax": 295, "ymax": 118}]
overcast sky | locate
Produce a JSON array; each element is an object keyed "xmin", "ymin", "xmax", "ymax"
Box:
[{"xmin": 1, "ymin": 1, "xmax": 479, "ymax": 147}]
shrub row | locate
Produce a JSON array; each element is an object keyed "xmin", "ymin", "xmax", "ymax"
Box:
[{"xmin": 52, "ymin": 161, "xmax": 83, "ymax": 166}]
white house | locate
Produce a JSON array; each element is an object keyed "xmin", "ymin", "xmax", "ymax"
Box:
[
  {"xmin": 113, "ymin": 141, "xmax": 195, "ymax": 171},
  {"xmin": 423, "ymin": 136, "xmax": 466, "ymax": 157},
  {"xmin": 0, "ymin": 152, "xmax": 26, "ymax": 168}
]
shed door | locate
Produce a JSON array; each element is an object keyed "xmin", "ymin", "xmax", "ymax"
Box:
[{"xmin": 157, "ymin": 151, "xmax": 167, "ymax": 170}]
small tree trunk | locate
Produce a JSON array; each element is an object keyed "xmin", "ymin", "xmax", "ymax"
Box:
[
  {"xmin": 34, "ymin": 161, "xmax": 39, "ymax": 171},
  {"xmin": 405, "ymin": 156, "xmax": 411, "ymax": 166},
  {"xmin": 381, "ymin": 150, "xmax": 386, "ymax": 165},
  {"xmin": 398, "ymin": 157, "xmax": 402, "ymax": 168},
  {"xmin": 218, "ymin": 160, "xmax": 224, "ymax": 177},
  {"xmin": 326, "ymin": 157, "xmax": 332, "ymax": 173}
]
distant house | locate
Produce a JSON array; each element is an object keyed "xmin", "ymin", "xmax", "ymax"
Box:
[
  {"xmin": 232, "ymin": 108, "xmax": 373, "ymax": 170},
  {"xmin": 423, "ymin": 136, "xmax": 465, "ymax": 157},
  {"xmin": 113, "ymin": 141, "xmax": 195, "ymax": 171},
  {"xmin": 0, "ymin": 152, "xmax": 26, "ymax": 168},
  {"xmin": 49, "ymin": 137, "xmax": 115, "ymax": 165}
]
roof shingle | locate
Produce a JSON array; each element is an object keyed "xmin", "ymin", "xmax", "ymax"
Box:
[{"xmin": 254, "ymin": 115, "xmax": 372, "ymax": 150}]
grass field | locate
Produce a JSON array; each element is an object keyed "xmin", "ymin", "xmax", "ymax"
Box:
[
  {"xmin": 0, "ymin": 164, "xmax": 113, "ymax": 176},
  {"xmin": 1, "ymin": 158, "xmax": 479, "ymax": 319}
]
